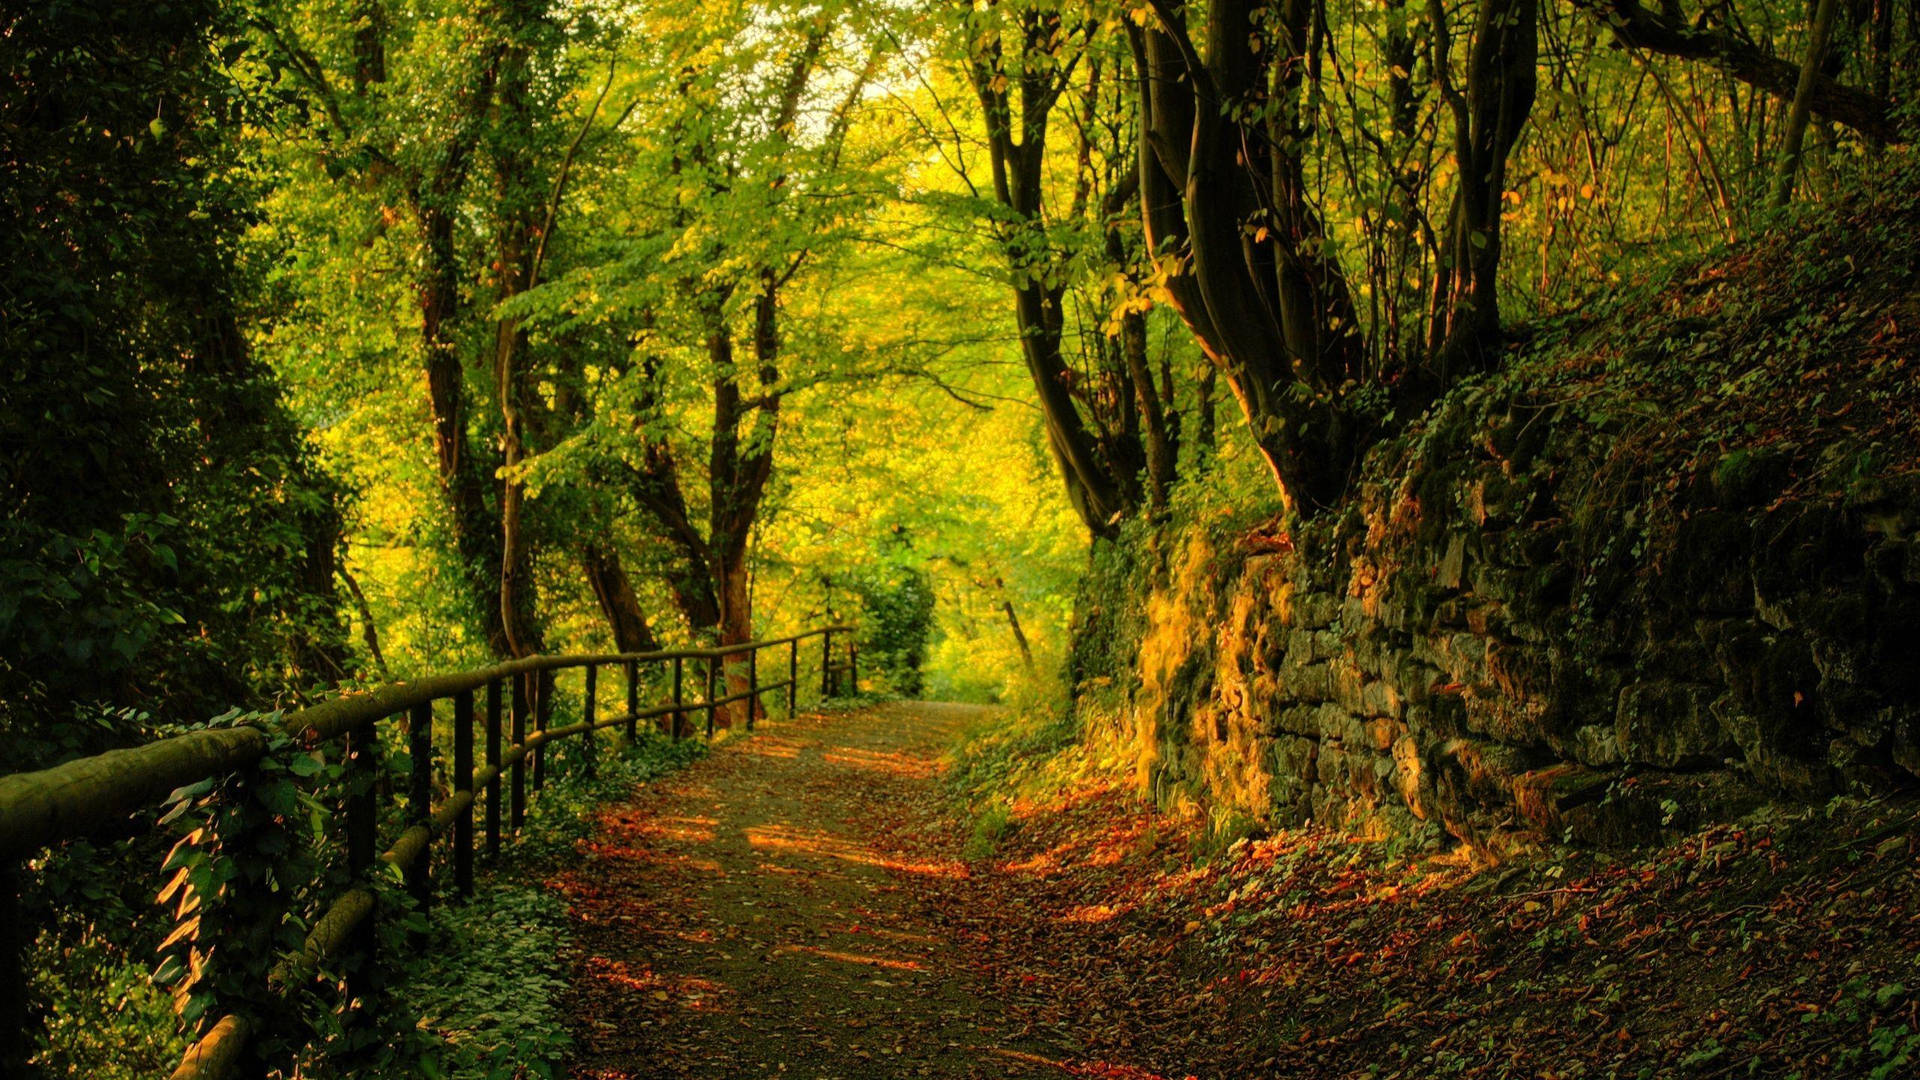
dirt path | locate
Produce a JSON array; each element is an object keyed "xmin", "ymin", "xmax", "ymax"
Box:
[{"xmin": 556, "ymin": 702, "xmax": 1068, "ymax": 1080}]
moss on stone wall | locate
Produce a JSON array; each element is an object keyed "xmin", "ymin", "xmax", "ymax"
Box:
[{"xmin": 1073, "ymin": 179, "xmax": 1920, "ymax": 860}]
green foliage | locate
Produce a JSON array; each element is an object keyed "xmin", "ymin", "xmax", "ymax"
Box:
[
  {"xmin": 963, "ymin": 802, "xmax": 1013, "ymax": 861},
  {"xmin": 944, "ymin": 693, "xmax": 1078, "ymax": 804},
  {"xmin": 848, "ymin": 562, "xmax": 937, "ymax": 697},
  {"xmin": 374, "ymin": 886, "xmax": 574, "ymax": 1080},
  {"xmin": 26, "ymin": 926, "xmax": 184, "ymax": 1080},
  {"xmin": 0, "ymin": 0, "xmax": 348, "ymax": 771}
]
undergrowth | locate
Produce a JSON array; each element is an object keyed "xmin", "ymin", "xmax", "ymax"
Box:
[{"xmin": 367, "ymin": 730, "xmax": 705, "ymax": 1080}]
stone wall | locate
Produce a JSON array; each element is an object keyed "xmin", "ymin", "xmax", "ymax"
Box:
[{"xmin": 1087, "ymin": 385, "xmax": 1920, "ymax": 858}]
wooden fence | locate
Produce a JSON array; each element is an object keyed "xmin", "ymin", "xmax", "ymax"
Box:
[{"xmin": 0, "ymin": 625, "xmax": 859, "ymax": 1078}]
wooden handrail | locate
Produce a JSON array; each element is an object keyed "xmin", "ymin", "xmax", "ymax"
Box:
[
  {"xmin": 0, "ymin": 627, "xmax": 854, "ymax": 860},
  {"xmin": 1, "ymin": 623, "xmax": 859, "ymax": 1079}
]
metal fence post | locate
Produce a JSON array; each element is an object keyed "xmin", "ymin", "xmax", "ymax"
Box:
[
  {"xmin": 485, "ymin": 678, "xmax": 502, "ymax": 857},
  {"xmin": 849, "ymin": 637, "xmax": 858, "ymax": 696},
  {"xmin": 407, "ymin": 702, "xmax": 433, "ymax": 913},
  {"xmin": 821, "ymin": 630, "xmax": 833, "ymax": 698},
  {"xmin": 788, "ymin": 639, "xmax": 799, "ymax": 717},
  {"xmin": 583, "ymin": 664, "xmax": 598, "ymax": 779}
]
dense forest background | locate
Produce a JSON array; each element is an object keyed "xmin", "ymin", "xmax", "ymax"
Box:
[{"xmin": 4, "ymin": 0, "xmax": 1917, "ymax": 1073}]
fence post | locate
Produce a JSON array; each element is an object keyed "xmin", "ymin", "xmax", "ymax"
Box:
[
  {"xmin": 849, "ymin": 636, "xmax": 858, "ymax": 696},
  {"xmin": 788, "ymin": 639, "xmax": 799, "ymax": 717},
  {"xmin": 453, "ymin": 690, "xmax": 474, "ymax": 898},
  {"xmin": 407, "ymin": 702, "xmax": 433, "ymax": 913},
  {"xmin": 625, "ymin": 658, "xmax": 639, "ymax": 742},
  {"xmin": 531, "ymin": 672, "xmax": 546, "ymax": 793},
  {"xmin": 705, "ymin": 654, "xmax": 718, "ymax": 739},
  {"xmin": 821, "ymin": 630, "xmax": 833, "ymax": 698},
  {"xmin": 485, "ymin": 679, "xmax": 502, "ymax": 857},
  {"xmin": 1, "ymin": 861, "xmax": 24, "ymax": 1077},
  {"xmin": 747, "ymin": 645, "xmax": 759, "ymax": 731},
  {"xmin": 583, "ymin": 664, "xmax": 598, "ymax": 780},
  {"xmin": 672, "ymin": 655, "xmax": 685, "ymax": 740},
  {"xmin": 343, "ymin": 725, "xmax": 379, "ymax": 1017},
  {"xmin": 510, "ymin": 673, "xmax": 528, "ymax": 832}
]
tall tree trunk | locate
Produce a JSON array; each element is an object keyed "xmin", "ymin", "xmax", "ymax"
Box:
[
  {"xmin": 1133, "ymin": 0, "xmax": 1363, "ymax": 512},
  {"xmin": 418, "ymin": 197, "xmax": 511, "ymax": 657},
  {"xmin": 1428, "ymin": 0, "xmax": 1538, "ymax": 377},
  {"xmin": 581, "ymin": 541, "xmax": 661, "ymax": 653},
  {"xmin": 1774, "ymin": 0, "xmax": 1843, "ymax": 205},
  {"xmin": 968, "ymin": 12, "xmax": 1144, "ymax": 537},
  {"xmin": 491, "ymin": 7, "xmax": 551, "ymax": 662}
]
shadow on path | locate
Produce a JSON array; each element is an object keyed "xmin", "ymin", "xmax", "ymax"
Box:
[{"xmin": 558, "ymin": 702, "xmax": 1068, "ymax": 1079}]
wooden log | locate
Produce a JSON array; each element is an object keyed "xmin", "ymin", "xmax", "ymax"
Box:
[
  {"xmin": 0, "ymin": 725, "xmax": 268, "ymax": 861},
  {"xmin": 167, "ymin": 1012, "xmax": 250, "ymax": 1080}
]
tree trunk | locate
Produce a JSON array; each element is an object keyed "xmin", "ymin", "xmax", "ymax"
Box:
[
  {"xmin": 1583, "ymin": 0, "xmax": 1902, "ymax": 143},
  {"xmin": 1773, "ymin": 0, "xmax": 1843, "ymax": 205},
  {"xmin": 1428, "ymin": 0, "xmax": 1538, "ymax": 376},
  {"xmin": 967, "ymin": 14, "xmax": 1144, "ymax": 538},
  {"xmin": 417, "ymin": 198, "xmax": 511, "ymax": 657},
  {"xmin": 581, "ymin": 541, "xmax": 661, "ymax": 653},
  {"xmin": 1133, "ymin": 0, "xmax": 1363, "ymax": 513},
  {"xmin": 1002, "ymin": 598, "xmax": 1036, "ymax": 675}
]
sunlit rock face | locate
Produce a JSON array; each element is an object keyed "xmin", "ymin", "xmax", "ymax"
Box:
[{"xmin": 1078, "ymin": 383, "xmax": 1920, "ymax": 862}]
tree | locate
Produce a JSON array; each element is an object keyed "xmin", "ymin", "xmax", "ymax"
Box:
[{"xmin": 0, "ymin": 0, "xmax": 347, "ymax": 769}]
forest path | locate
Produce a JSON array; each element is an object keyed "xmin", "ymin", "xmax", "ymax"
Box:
[{"xmin": 554, "ymin": 702, "xmax": 1071, "ymax": 1080}]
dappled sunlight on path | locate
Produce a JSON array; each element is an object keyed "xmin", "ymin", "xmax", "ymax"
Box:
[{"xmin": 556, "ymin": 702, "xmax": 1077, "ymax": 1079}]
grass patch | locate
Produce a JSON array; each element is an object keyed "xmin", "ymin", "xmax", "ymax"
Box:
[{"xmin": 963, "ymin": 802, "xmax": 1013, "ymax": 861}]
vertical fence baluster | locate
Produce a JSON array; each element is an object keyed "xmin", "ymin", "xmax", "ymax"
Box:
[
  {"xmin": 344, "ymin": 725, "xmax": 379, "ymax": 1014},
  {"xmin": 454, "ymin": 690, "xmax": 474, "ymax": 897},
  {"xmin": 626, "ymin": 658, "xmax": 639, "ymax": 741},
  {"xmin": 510, "ymin": 673, "xmax": 528, "ymax": 832},
  {"xmin": 407, "ymin": 702, "xmax": 433, "ymax": 913},
  {"xmin": 672, "ymin": 655, "xmax": 685, "ymax": 740},
  {"xmin": 747, "ymin": 646, "xmax": 758, "ymax": 731},
  {"xmin": 1, "ymin": 861, "xmax": 24, "ymax": 1077},
  {"xmin": 821, "ymin": 630, "xmax": 833, "ymax": 698},
  {"xmin": 849, "ymin": 637, "xmax": 858, "ymax": 697},
  {"xmin": 788, "ymin": 639, "xmax": 799, "ymax": 717},
  {"xmin": 705, "ymin": 654, "xmax": 718, "ymax": 739},
  {"xmin": 531, "ymin": 673, "xmax": 546, "ymax": 792},
  {"xmin": 583, "ymin": 664, "xmax": 598, "ymax": 779},
  {"xmin": 485, "ymin": 679, "xmax": 502, "ymax": 857}
]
